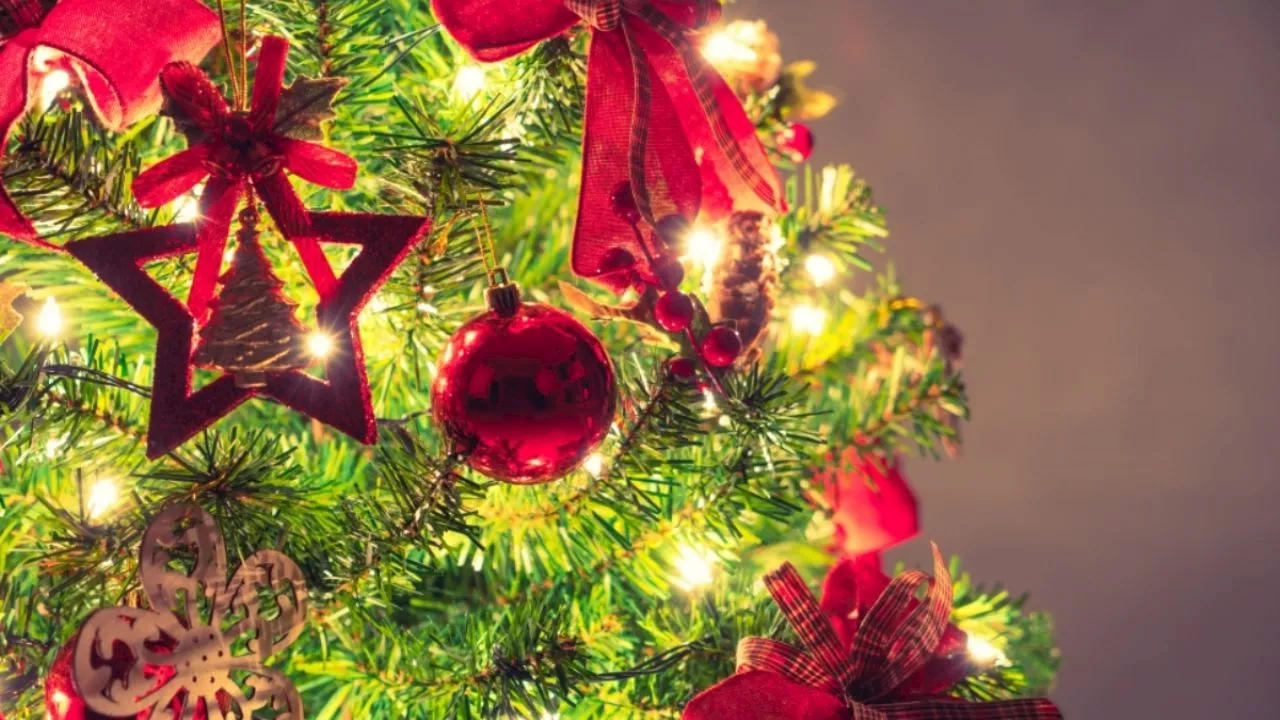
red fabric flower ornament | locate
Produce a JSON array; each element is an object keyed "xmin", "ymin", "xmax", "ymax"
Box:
[
  {"xmin": 131, "ymin": 35, "xmax": 358, "ymax": 321},
  {"xmin": 430, "ymin": 0, "xmax": 784, "ymax": 292},
  {"xmin": 684, "ymin": 546, "xmax": 1062, "ymax": 720},
  {"xmin": 0, "ymin": 0, "xmax": 220, "ymax": 246},
  {"xmin": 814, "ymin": 448, "xmax": 920, "ymax": 559}
]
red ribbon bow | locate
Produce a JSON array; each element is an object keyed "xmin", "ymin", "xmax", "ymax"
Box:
[
  {"xmin": 131, "ymin": 35, "xmax": 358, "ymax": 321},
  {"xmin": 684, "ymin": 546, "xmax": 1063, "ymax": 720},
  {"xmin": 430, "ymin": 0, "xmax": 784, "ymax": 292},
  {"xmin": 0, "ymin": 0, "xmax": 220, "ymax": 245}
]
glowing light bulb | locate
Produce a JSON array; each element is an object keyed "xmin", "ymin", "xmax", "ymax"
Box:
[
  {"xmin": 453, "ymin": 65, "xmax": 487, "ymax": 101},
  {"xmin": 583, "ymin": 453, "xmax": 605, "ymax": 478},
  {"xmin": 307, "ymin": 331, "xmax": 335, "ymax": 359},
  {"xmin": 36, "ymin": 297, "xmax": 64, "ymax": 339},
  {"xmin": 789, "ymin": 304, "xmax": 827, "ymax": 335},
  {"xmin": 805, "ymin": 254, "xmax": 837, "ymax": 286},
  {"xmin": 672, "ymin": 544, "xmax": 718, "ymax": 592},
  {"xmin": 86, "ymin": 477, "xmax": 119, "ymax": 520},
  {"xmin": 174, "ymin": 191, "xmax": 201, "ymax": 223},
  {"xmin": 703, "ymin": 29, "xmax": 759, "ymax": 65},
  {"xmin": 683, "ymin": 227, "xmax": 722, "ymax": 267},
  {"xmin": 50, "ymin": 689, "xmax": 71, "ymax": 717},
  {"xmin": 39, "ymin": 69, "xmax": 71, "ymax": 110},
  {"xmin": 702, "ymin": 390, "xmax": 718, "ymax": 414},
  {"xmin": 967, "ymin": 634, "xmax": 1009, "ymax": 666}
]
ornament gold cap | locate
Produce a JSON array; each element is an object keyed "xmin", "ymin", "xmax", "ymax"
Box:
[{"xmin": 485, "ymin": 268, "xmax": 522, "ymax": 317}]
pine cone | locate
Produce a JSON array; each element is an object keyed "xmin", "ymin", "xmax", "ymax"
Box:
[{"xmin": 708, "ymin": 211, "xmax": 778, "ymax": 364}]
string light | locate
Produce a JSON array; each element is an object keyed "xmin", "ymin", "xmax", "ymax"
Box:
[
  {"xmin": 702, "ymin": 390, "xmax": 718, "ymax": 414},
  {"xmin": 966, "ymin": 634, "xmax": 1009, "ymax": 666},
  {"xmin": 86, "ymin": 477, "xmax": 120, "ymax": 520},
  {"xmin": 45, "ymin": 435, "xmax": 68, "ymax": 459},
  {"xmin": 175, "ymin": 191, "xmax": 202, "ymax": 223},
  {"xmin": 703, "ymin": 27, "xmax": 760, "ymax": 65},
  {"xmin": 39, "ymin": 69, "xmax": 72, "ymax": 110},
  {"xmin": 582, "ymin": 453, "xmax": 605, "ymax": 478},
  {"xmin": 49, "ymin": 689, "xmax": 71, "ymax": 718},
  {"xmin": 683, "ymin": 227, "xmax": 722, "ymax": 267},
  {"xmin": 453, "ymin": 65, "xmax": 487, "ymax": 101},
  {"xmin": 36, "ymin": 297, "xmax": 64, "ymax": 339},
  {"xmin": 804, "ymin": 254, "xmax": 837, "ymax": 286},
  {"xmin": 307, "ymin": 331, "xmax": 335, "ymax": 359},
  {"xmin": 672, "ymin": 544, "xmax": 718, "ymax": 592},
  {"xmin": 789, "ymin": 304, "xmax": 827, "ymax": 335}
]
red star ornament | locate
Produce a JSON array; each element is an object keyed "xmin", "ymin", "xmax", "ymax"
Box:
[
  {"xmin": 66, "ymin": 211, "xmax": 428, "ymax": 458},
  {"xmin": 130, "ymin": 35, "xmax": 358, "ymax": 321}
]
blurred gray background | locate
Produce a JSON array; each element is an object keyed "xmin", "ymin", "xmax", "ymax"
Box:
[{"xmin": 730, "ymin": 0, "xmax": 1280, "ymax": 716}]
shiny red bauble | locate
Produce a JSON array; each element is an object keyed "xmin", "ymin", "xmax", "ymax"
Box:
[
  {"xmin": 701, "ymin": 326, "xmax": 743, "ymax": 368},
  {"xmin": 655, "ymin": 291, "xmax": 695, "ymax": 332},
  {"xmin": 44, "ymin": 634, "xmax": 205, "ymax": 720},
  {"xmin": 432, "ymin": 300, "xmax": 617, "ymax": 484},
  {"xmin": 777, "ymin": 122, "xmax": 815, "ymax": 163}
]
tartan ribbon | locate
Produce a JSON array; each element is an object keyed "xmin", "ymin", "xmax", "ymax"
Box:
[
  {"xmin": 129, "ymin": 35, "xmax": 358, "ymax": 322},
  {"xmin": 0, "ymin": 0, "xmax": 52, "ymax": 39},
  {"xmin": 430, "ymin": 0, "xmax": 783, "ymax": 293},
  {"xmin": 734, "ymin": 545, "xmax": 1063, "ymax": 720},
  {"xmin": 0, "ymin": 0, "xmax": 220, "ymax": 247}
]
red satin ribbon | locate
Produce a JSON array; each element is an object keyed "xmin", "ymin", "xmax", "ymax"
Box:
[
  {"xmin": 0, "ymin": 0, "xmax": 220, "ymax": 246},
  {"xmin": 131, "ymin": 35, "xmax": 358, "ymax": 321},
  {"xmin": 430, "ymin": 0, "xmax": 784, "ymax": 292}
]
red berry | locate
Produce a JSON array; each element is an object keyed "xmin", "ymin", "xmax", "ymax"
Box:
[
  {"xmin": 701, "ymin": 326, "xmax": 742, "ymax": 368},
  {"xmin": 667, "ymin": 357, "xmax": 697, "ymax": 381},
  {"xmin": 654, "ymin": 259, "xmax": 685, "ymax": 290},
  {"xmin": 610, "ymin": 181, "xmax": 641, "ymax": 224},
  {"xmin": 655, "ymin": 291, "xmax": 695, "ymax": 332},
  {"xmin": 654, "ymin": 214, "xmax": 690, "ymax": 250},
  {"xmin": 595, "ymin": 248, "xmax": 636, "ymax": 284},
  {"xmin": 597, "ymin": 247, "xmax": 637, "ymax": 275},
  {"xmin": 778, "ymin": 123, "xmax": 815, "ymax": 163}
]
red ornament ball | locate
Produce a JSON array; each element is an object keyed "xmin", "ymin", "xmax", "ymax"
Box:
[
  {"xmin": 701, "ymin": 326, "xmax": 743, "ymax": 368},
  {"xmin": 432, "ymin": 302, "xmax": 617, "ymax": 484},
  {"xmin": 45, "ymin": 632, "xmax": 205, "ymax": 720},
  {"xmin": 655, "ymin": 291, "xmax": 695, "ymax": 332},
  {"xmin": 777, "ymin": 122, "xmax": 815, "ymax": 163}
]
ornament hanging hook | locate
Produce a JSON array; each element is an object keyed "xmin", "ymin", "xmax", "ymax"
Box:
[{"xmin": 213, "ymin": 0, "xmax": 243, "ymax": 108}]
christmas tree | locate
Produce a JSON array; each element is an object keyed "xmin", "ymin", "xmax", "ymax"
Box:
[
  {"xmin": 0, "ymin": 2, "xmax": 1061, "ymax": 718},
  {"xmin": 193, "ymin": 208, "xmax": 312, "ymax": 388}
]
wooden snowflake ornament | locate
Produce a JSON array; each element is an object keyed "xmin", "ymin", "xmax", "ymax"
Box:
[{"xmin": 72, "ymin": 504, "xmax": 307, "ymax": 719}]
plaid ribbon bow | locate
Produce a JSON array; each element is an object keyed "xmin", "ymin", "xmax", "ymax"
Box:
[
  {"xmin": 685, "ymin": 545, "xmax": 1062, "ymax": 720},
  {"xmin": 430, "ymin": 0, "xmax": 784, "ymax": 292}
]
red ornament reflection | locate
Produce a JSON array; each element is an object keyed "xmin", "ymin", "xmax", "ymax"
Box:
[{"xmin": 432, "ymin": 303, "xmax": 617, "ymax": 484}]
